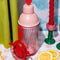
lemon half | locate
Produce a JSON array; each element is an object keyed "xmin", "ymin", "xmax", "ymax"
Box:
[
  {"xmin": 47, "ymin": 50, "xmax": 59, "ymax": 60},
  {"xmin": 37, "ymin": 51, "xmax": 52, "ymax": 60}
]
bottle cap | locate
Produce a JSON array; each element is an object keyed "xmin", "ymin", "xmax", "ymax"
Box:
[
  {"xmin": 23, "ymin": 4, "xmax": 34, "ymax": 14},
  {"xmin": 18, "ymin": 4, "xmax": 40, "ymax": 27}
]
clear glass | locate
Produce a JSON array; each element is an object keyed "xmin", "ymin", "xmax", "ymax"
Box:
[
  {"xmin": 22, "ymin": 25, "xmax": 39, "ymax": 56},
  {"xmin": 10, "ymin": 25, "xmax": 40, "ymax": 60}
]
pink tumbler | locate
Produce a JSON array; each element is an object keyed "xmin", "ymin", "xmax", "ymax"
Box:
[{"xmin": 18, "ymin": 4, "xmax": 40, "ymax": 56}]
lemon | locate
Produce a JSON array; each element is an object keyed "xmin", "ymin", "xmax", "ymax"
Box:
[
  {"xmin": 37, "ymin": 51, "xmax": 52, "ymax": 60},
  {"xmin": 47, "ymin": 50, "xmax": 59, "ymax": 60}
]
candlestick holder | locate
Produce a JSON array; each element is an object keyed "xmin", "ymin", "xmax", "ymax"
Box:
[
  {"xmin": 56, "ymin": 43, "xmax": 60, "ymax": 50},
  {"xmin": 45, "ymin": 22, "xmax": 56, "ymax": 45}
]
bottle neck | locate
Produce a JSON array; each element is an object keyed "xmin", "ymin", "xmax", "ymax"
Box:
[{"xmin": 23, "ymin": 4, "xmax": 34, "ymax": 14}]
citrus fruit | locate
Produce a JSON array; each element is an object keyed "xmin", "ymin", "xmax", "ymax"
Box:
[
  {"xmin": 47, "ymin": 50, "xmax": 59, "ymax": 60},
  {"xmin": 37, "ymin": 51, "xmax": 52, "ymax": 60}
]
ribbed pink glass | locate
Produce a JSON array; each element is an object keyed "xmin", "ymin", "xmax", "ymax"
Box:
[{"xmin": 21, "ymin": 25, "xmax": 39, "ymax": 56}]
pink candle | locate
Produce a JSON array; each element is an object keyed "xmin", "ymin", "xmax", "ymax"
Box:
[{"xmin": 49, "ymin": 0, "xmax": 54, "ymax": 25}]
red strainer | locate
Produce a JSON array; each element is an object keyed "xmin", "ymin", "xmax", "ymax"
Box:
[{"xmin": 9, "ymin": 26, "xmax": 30, "ymax": 60}]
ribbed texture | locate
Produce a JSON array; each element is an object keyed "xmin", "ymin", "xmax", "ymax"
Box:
[
  {"xmin": 49, "ymin": 0, "xmax": 54, "ymax": 25},
  {"xmin": 0, "ymin": 0, "xmax": 11, "ymax": 48},
  {"xmin": 22, "ymin": 26, "xmax": 39, "ymax": 54}
]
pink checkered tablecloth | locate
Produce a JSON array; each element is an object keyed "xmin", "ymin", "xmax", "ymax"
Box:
[{"xmin": 0, "ymin": 31, "xmax": 60, "ymax": 60}]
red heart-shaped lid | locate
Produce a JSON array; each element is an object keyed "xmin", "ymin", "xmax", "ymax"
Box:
[{"xmin": 25, "ymin": 0, "xmax": 32, "ymax": 5}]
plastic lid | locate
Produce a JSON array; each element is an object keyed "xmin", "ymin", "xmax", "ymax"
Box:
[
  {"xmin": 23, "ymin": 4, "xmax": 34, "ymax": 14},
  {"xmin": 18, "ymin": 4, "xmax": 40, "ymax": 27}
]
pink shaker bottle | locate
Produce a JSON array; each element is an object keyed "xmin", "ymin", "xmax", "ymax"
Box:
[{"xmin": 18, "ymin": 4, "xmax": 40, "ymax": 55}]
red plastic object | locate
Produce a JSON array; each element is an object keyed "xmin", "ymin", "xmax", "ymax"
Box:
[
  {"xmin": 25, "ymin": 0, "xmax": 32, "ymax": 5},
  {"xmin": 18, "ymin": 26, "xmax": 23, "ymax": 42},
  {"xmin": 14, "ymin": 40, "xmax": 29, "ymax": 59},
  {"xmin": 9, "ymin": 26, "xmax": 30, "ymax": 60}
]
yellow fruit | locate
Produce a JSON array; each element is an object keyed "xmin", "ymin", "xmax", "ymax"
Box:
[
  {"xmin": 47, "ymin": 50, "xmax": 59, "ymax": 60},
  {"xmin": 52, "ymin": 58, "xmax": 59, "ymax": 60},
  {"xmin": 37, "ymin": 51, "xmax": 52, "ymax": 60}
]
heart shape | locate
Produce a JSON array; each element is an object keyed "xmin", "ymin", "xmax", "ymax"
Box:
[{"xmin": 25, "ymin": 0, "xmax": 32, "ymax": 5}]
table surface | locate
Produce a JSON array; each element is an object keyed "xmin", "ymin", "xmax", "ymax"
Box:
[{"xmin": 0, "ymin": 31, "xmax": 60, "ymax": 60}]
